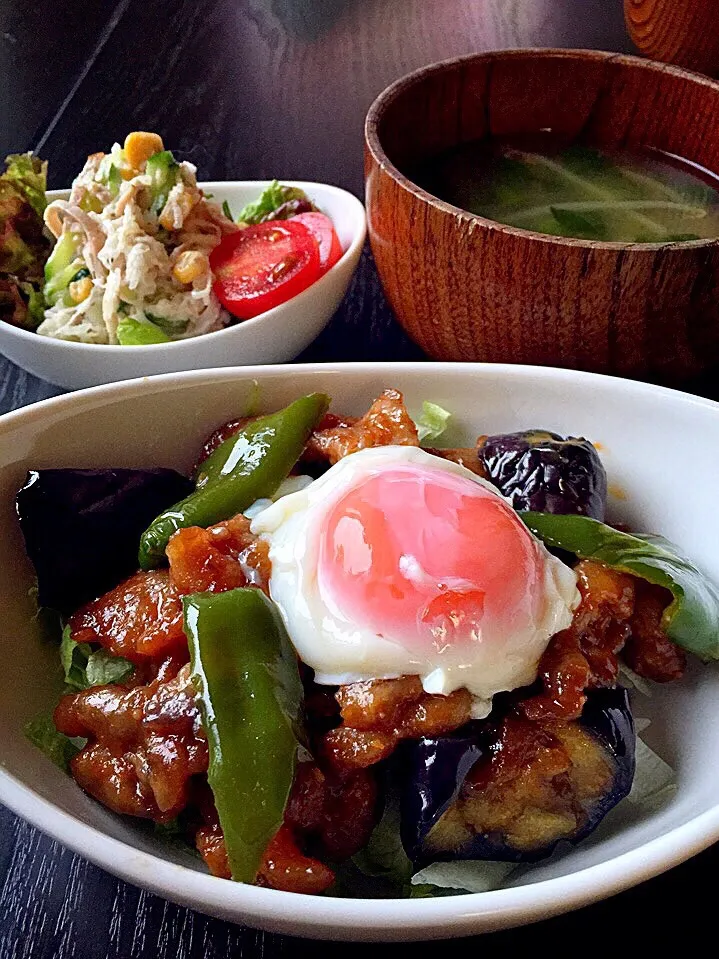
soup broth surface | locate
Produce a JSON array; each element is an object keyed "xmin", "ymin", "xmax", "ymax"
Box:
[{"xmin": 414, "ymin": 138, "xmax": 719, "ymax": 243}]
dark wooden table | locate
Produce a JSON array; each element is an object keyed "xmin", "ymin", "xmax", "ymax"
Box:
[{"xmin": 1, "ymin": 1, "xmax": 715, "ymax": 954}]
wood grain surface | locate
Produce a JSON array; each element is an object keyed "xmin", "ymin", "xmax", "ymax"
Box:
[
  {"xmin": 625, "ymin": 0, "xmax": 719, "ymax": 76},
  {"xmin": 2, "ymin": 1, "xmax": 718, "ymax": 956}
]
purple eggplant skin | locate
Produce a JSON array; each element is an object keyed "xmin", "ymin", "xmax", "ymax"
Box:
[
  {"xmin": 401, "ymin": 687, "xmax": 636, "ymax": 865},
  {"xmin": 16, "ymin": 468, "xmax": 194, "ymax": 615},
  {"xmin": 478, "ymin": 429, "xmax": 607, "ymax": 521},
  {"xmin": 399, "ymin": 735, "xmax": 485, "ymax": 863}
]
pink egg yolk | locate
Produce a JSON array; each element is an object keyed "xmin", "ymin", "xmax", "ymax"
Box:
[{"xmin": 318, "ymin": 464, "xmax": 547, "ymax": 654}]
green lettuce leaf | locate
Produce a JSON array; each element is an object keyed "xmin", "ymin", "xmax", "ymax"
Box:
[
  {"xmin": 522, "ymin": 511, "xmax": 719, "ymax": 660},
  {"xmin": 415, "ymin": 400, "xmax": 451, "ymax": 444},
  {"xmin": 3, "ymin": 153, "xmax": 47, "ymax": 217},
  {"xmin": 23, "ymin": 283, "xmax": 46, "ymax": 326},
  {"xmin": 409, "ymin": 883, "xmax": 468, "ymax": 898},
  {"xmin": 0, "ymin": 151, "xmax": 51, "ymax": 328},
  {"xmin": 60, "ymin": 625, "xmax": 134, "ymax": 690},
  {"xmin": 349, "ymin": 776, "xmax": 413, "ymax": 897},
  {"xmin": 237, "ymin": 180, "xmax": 315, "ymax": 224},
  {"xmin": 24, "ymin": 716, "xmax": 83, "ymax": 772},
  {"xmin": 411, "ymin": 860, "xmax": 513, "ymax": 894}
]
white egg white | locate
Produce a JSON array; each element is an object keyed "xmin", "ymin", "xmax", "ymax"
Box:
[{"xmin": 251, "ymin": 445, "xmax": 579, "ymax": 716}]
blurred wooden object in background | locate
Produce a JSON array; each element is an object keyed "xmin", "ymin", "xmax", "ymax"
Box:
[
  {"xmin": 0, "ymin": 0, "xmax": 630, "ymax": 197},
  {"xmin": 625, "ymin": 0, "xmax": 719, "ymax": 76}
]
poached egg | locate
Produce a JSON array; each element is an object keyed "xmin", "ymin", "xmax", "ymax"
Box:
[{"xmin": 251, "ymin": 445, "xmax": 579, "ymax": 716}]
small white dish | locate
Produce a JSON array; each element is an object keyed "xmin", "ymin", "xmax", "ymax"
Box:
[
  {"xmin": 0, "ymin": 182, "xmax": 366, "ymax": 390},
  {"xmin": 1, "ymin": 362, "xmax": 718, "ymax": 940}
]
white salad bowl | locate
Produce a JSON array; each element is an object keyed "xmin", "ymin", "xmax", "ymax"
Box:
[
  {"xmin": 0, "ymin": 182, "xmax": 366, "ymax": 391},
  {"xmin": 1, "ymin": 362, "xmax": 718, "ymax": 941}
]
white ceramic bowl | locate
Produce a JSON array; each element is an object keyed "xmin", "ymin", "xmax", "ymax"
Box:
[
  {"xmin": 1, "ymin": 362, "xmax": 718, "ymax": 941},
  {"xmin": 0, "ymin": 183, "xmax": 366, "ymax": 391}
]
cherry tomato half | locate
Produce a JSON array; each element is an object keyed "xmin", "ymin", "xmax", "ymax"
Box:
[
  {"xmin": 210, "ymin": 220, "xmax": 321, "ymax": 320},
  {"xmin": 291, "ymin": 212, "xmax": 343, "ymax": 273}
]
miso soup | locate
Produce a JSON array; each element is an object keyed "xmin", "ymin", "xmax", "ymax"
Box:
[{"xmin": 414, "ymin": 138, "xmax": 719, "ymax": 243}]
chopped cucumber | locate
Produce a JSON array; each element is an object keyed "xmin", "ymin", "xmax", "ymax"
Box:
[
  {"xmin": 146, "ymin": 311, "xmax": 189, "ymax": 336},
  {"xmin": 44, "ymin": 233, "xmax": 86, "ymax": 306},
  {"xmin": 97, "ymin": 157, "xmax": 123, "ymax": 198},
  {"xmin": 116, "ymin": 315, "xmax": 172, "ymax": 345},
  {"xmin": 146, "ymin": 150, "xmax": 180, "ymax": 215}
]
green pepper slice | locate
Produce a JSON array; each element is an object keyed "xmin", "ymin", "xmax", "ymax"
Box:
[
  {"xmin": 138, "ymin": 392, "xmax": 329, "ymax": 569},
  {"xmin": 184, "ymin": 587, "xmax": 303, "ymax": 883},
  {"xmin": 522, "ymin": 510, "xmax": 719, "ymax": 661}
]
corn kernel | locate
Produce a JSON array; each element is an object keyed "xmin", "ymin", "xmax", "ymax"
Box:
[
  {"xmin": 69, "ymin": 276, "xmax": 92, "ymax": 304},
  {"xmin": 172, "ymin": 251, "xmax": 207, "ymax": 284},
  {"xmin": 123, "ymin": 131, "xmax": 165, "ymax": 171}
]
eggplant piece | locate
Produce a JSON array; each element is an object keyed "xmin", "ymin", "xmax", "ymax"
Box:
[
  {"xmin": 16, "ymin": 468, "xmax": 193, "ymax": 615},
  {"xmin": 478, "ymin": 429, "xmax": 607, "ymax": 521},
  {"xmin": 401, "ymin": 687, "xmax": 635, "ymax": 865}
]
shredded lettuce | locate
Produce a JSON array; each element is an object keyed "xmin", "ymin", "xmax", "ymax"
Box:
[
  {"xmin": 24, "ymin": 716, "xmax": 83, "ymax": 772},
  {"xmin": 60, "ymin": 625, "xmax": 134, "ymax": 690},
  {"xmin": 333, "ymin": 772, "xmax": 414, "ymax": 897},
  {"xmin": 619, "ymin": 662, "xmax": 654, "ymax": 697},
  {"xmin": 351, "ymin": 783, "xmax": 413, "ymax": 895},
  {"xmin": 415, "ymin": 401, "xmax": 451, "ymax": 444},
  {"xmin": 627, "ymin": 735, "xmax": 676, "ymax": 808},
  {"xmin": 25, "ymin": 613, "xmax": 134, "ymax": 769},
  {"xmin": 411, "ymin": 860, "xmax": 513, "ymax": 895},
  {"xmin": 409, "ymin": 883, "xmax": 468, "ymax": 898}
]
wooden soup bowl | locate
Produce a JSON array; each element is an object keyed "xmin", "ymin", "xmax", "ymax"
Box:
[{"xmin": 365, "ymin": 49, "xmax": 719, "ymax": 380}]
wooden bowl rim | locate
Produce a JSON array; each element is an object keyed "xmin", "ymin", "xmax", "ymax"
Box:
[{"xmin": 364, "ymin": 47, "xmax": 719, "ymax": 252}]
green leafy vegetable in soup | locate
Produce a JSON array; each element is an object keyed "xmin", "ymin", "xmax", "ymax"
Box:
[{"xmin": 414, "ymin": 139, "xmax": 719, "ymax": 243}]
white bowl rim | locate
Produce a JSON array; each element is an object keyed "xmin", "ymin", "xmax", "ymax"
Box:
[
  {"xmin": 3, "ymin": 180, "xmax": 366, "ymax": 353},
  {"xmin": 2, "ymin": 360, "xmax": 719, "ymax": 936}
]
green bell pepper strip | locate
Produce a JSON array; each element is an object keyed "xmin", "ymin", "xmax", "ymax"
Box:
[
  {"xmin": 183, "ymin": 587, "xmax": 303, "ymax": 883},
  {"xmin": 521, "ymin": 510, "xmax": 719, "ymax": 661},
  {"xmin": 138, "ymin": 392, "xmax": 329, "ymax": 569}
]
